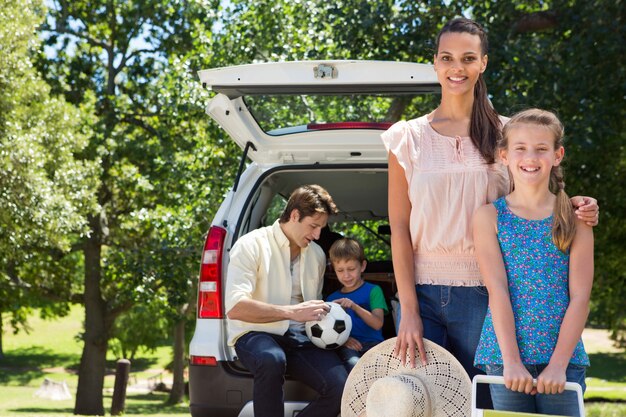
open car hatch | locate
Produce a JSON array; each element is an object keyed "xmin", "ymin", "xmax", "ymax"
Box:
[{"xmin": 198, "ymin": 60, "xmax": 439, "ymax": 164}]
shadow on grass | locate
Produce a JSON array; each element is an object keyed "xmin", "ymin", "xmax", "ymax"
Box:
[
  {"xmin": 109, "ymin": 392, "xmax": 189, "ymax": 415},
  {"xmin": 0, "ymin": 346, "xmax": 79, "ymax": 385},
  {"xmin": 587, "ymin": 352, "xmax": 626, "ymax": 383},
  {"xmin": 8, "ymin": 407, "xmax": 74, "ymax": 415}
]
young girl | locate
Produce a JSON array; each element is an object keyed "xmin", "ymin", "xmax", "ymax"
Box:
[{"xmin": 473, "ymin": 109, "xmax": 593, "ymax": 417}]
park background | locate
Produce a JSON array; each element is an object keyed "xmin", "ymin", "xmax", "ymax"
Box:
[{"xmin": 1, "ymin": 0, "xmax": 624, "ymax": 416}]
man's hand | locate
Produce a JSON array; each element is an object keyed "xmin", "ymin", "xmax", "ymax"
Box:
[{"xmin": 289, "ymin": 300, "xmax": 330, "ymax": 323}]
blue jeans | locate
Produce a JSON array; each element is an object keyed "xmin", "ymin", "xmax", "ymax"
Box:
[
  {"xmin": 234, "ymin": 329, "xmax": 348, "ymax": 417},
  {"xmin": 336, "ymin": 341, "xmax": 380, "ymax": 372},
  {"xmin": 396, "ymin": 284, "xmax": 491, "ymax": 407},
  {"xmin": 486, "ymin": 363, "xmax": 586, "ymax": 417}
]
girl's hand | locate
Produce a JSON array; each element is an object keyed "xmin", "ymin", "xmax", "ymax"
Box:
[
  {"xmin": 537, "ymin": 364, "xmax": 567, "ymax": 395},
  {"xmin": 332, "ymin": 298, "xmax": 355, "ymax": 310},
  {"xmin": 344, "ymin": 337, "xmax": 363, "ymax": 351},
  {"xmin": 504, "ymin": 363, "xmax": 535, "ymax": 394},
  {"xmin": 571, "ymin": 196, "xmax": 599, "ymax": 226},
  {"xmin": 393, "ymin": 311, "xmax": 427, "ymax": 367}
]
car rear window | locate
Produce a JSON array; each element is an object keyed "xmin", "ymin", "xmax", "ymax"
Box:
[{"xmin": 244, "ymin": 93, "xmax": 439, "ymax": 135}]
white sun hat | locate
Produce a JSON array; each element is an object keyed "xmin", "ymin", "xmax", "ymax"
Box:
[{"xmin": 341, "ymin": 337, "xmax": 472, "ymax": 417}]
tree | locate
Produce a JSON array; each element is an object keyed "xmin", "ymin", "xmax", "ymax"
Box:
[
  {"xmin": 0, "ymin": 0, "xmax": 97, "ymax": 357},
  {"xmin": 38, "ymin": 0, "xmax": 237, "ymax": 413}
]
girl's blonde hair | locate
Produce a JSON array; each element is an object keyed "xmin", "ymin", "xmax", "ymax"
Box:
[{"xmin": 500, "ymin": 108, "xmax": 575, "ymax": 253}]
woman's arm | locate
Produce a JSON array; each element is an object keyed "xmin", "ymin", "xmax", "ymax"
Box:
[
  {"xmin": 473, "ymin": 205, "xmax": 534, "ymax": 394},
  {"xmin": 538, "ymin": 219, "xmax": 594, "ymax": 394},
  {"xmin": 388, "ymin": 152, "xmax": 427, "ymax": 367}
]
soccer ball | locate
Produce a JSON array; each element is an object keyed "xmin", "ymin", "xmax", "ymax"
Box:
[{"xmin": 305, "ymin": 303, "xmax": 352, "ymax": 349}]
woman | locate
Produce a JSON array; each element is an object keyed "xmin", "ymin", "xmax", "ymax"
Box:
[{"xmin": 382, "ymin": 17, "xmax": 598, "ymax": 385}]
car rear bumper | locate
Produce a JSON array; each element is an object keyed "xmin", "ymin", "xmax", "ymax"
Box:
[{"xmin": 189, "ymin": 361, "xmax": 317, "ymax": 417}]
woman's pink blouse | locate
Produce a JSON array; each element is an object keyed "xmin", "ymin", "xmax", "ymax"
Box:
[{"xmin": 382, "ymin": 115, "xmax": 510, "ymax": 286}]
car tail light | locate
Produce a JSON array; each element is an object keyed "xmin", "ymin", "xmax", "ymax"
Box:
[
  {"xmin": 198, "ymin": 226, "xmax": 227, "ymax": 319},
  {"xmin": 190, "ymin": 355, "xmax": 218, "ymax": 366}
]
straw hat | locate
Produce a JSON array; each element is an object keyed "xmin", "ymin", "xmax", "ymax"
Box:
[{"xmin": 341, "ymin": 337, "xmax": 471, "ymax": 417}]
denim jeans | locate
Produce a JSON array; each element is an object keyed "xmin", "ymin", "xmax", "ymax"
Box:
[
  {"xmin": 336, "ymin": 341, "xmax": 380, "ymax": 372},
  {"xmin": 396, "ymin": 284, "xmax": 492, "ymax": 408},
  {"xmin": 234, "ymin": 329, "xmax": 348, "ymax": 417},
  {"xmin": 486, "ymin": 363, "xmax": 587, "ymax": 417}
]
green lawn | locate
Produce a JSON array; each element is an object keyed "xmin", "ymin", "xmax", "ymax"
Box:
[
  {"xmin": 1, "ymin": 306, "xmax": 625, "ymax": 416},
  {"xmin": 1, "ymin": 305, "xmax": 185, "ymax": 416}
]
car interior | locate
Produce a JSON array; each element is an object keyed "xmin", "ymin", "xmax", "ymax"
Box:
[{"xmin": 236, "ymin": 165, "xmax": 398, "ymax": 340}]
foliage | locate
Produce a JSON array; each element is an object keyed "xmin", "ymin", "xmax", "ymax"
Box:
[
  {"xmin": 109, "ymin": 303, "xmax": 170, "ymax": 361},
  {"xmin": 0, "ymin": 0, "xmax": 97, "ymax": 343},
  {"xmin": 37, "ymin": 0, "xmax": 238, "ymax": 412}
]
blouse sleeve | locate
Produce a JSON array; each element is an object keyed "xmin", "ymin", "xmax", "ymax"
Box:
[{"xmin": 380, "ymin": 120, "xmax": 420, "ymax": 181}]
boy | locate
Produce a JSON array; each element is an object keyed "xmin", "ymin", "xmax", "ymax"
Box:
[{"xmin": 326, "ymin": 238, "xmax": 389, "ymax": 371}]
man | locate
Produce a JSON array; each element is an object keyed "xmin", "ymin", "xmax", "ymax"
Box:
[{"xmin": 225, "ymin": 184, "xmax": 347, "ymax": 417}]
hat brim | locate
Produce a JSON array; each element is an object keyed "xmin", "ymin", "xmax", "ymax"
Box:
[{"xmin": 341, "ymin": 337, "xmax": 472, "ymax": 417}]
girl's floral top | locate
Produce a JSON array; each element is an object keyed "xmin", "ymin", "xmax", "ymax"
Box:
[{"xmin": 474, "ymin": 197, "xmax": 589, "ymax": 369}]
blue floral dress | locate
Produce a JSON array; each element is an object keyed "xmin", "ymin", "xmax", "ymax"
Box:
[{"xmin": 474, "ymin": 197, "xmax": 589, "ymax": 369}]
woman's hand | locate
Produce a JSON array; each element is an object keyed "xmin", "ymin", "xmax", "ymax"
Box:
[
  {"xmin": 394, "ymin": 311, "xmax": 427, "ymax": 367},
  {"xmin": 504, "ymin": 363, "xmax": 535, "ymax": 395},
  {"xmin": 571, "ymin": 196, "xmax": 599, "ymax": 226}
]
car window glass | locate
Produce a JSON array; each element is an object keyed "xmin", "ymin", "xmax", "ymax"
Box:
[{"xmin": 244, "ymin": 93, "xmax": 439, "ymax": 135}]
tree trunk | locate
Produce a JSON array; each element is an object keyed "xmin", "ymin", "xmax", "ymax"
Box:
[
  {"xmin": 74, "ymin": 214, "xmax": 107, "ymax": 416},
  {"xmin": 0, "ymin": 314, "xmax": 4, "ymax": 359},
  {"xmin": 167, "ymin": 318, "xmax": 186, "ymax": 404}
]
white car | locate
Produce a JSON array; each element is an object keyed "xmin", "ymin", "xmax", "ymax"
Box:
[{"xmin": 188, "ymin": 60, "xmax": 439, "ymax": 417}]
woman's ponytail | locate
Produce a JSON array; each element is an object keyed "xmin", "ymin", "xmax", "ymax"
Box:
[{"xmin": 472, "ymin": 74, "xmax": 502, "ymax": 164}]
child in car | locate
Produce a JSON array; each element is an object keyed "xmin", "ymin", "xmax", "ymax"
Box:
[{"xmin": 326, "ymin": 238, "xmax": 389, "ymax": 371}]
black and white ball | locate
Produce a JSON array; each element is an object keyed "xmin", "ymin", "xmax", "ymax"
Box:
[{"xmin": 305, "ymin": 303, "xmax": 352, "ymax": 349}]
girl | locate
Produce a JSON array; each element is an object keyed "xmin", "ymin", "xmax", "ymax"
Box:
[
  {"xmin": 473, "ymin": 109, "xmax": 593, "ymax": 417},
  {"xmin": 382, "ymin": 17, "xmax": 598, "ymax": 407}
]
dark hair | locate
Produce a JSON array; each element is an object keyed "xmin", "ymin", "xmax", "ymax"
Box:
[
  {"xmin": 435, "ymin": 17, "xmax": 502, "ymax": 164},
  {"xmin": 279, "ymin": 184, "xmax": 338, "ymax": 223},
  {"xmin": 500, "ymin": 108, "xmax": 575, "ymax": 253},
  {"xmin": 329, "ymin": 238, "xmax": 366, "ymax": 264}
]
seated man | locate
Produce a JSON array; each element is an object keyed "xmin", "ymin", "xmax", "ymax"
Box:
[{"xmin": 225, "ymin": 184, "xmax": 348, "ymax": 417}]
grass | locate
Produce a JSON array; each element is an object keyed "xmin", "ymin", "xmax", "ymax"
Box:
[
  {"xmin": 1, "ymin": 305, "xmax": 186, "ymax": 417},
  {"xmin": 1, "ymin": 306, "xmax": 625, "ymax": 416}
]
